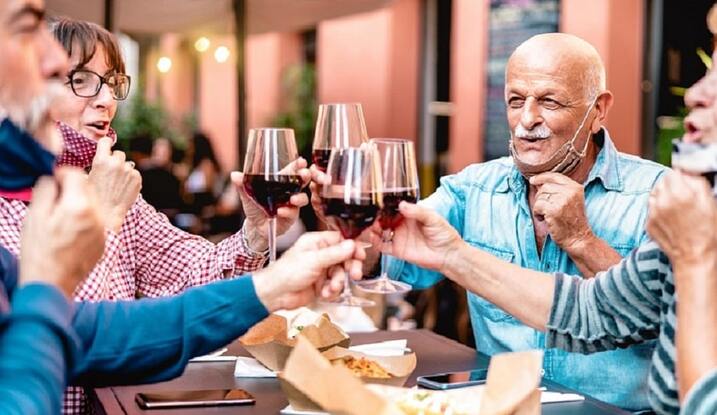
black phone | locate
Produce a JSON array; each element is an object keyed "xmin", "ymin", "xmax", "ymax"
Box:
[
  {"xmin": 135, "ymin": 389, "xmax": 256, "ymax": 409},
  {"xmin": 416, "ymin": 369, "xmax": 489, "ymax": 390}
]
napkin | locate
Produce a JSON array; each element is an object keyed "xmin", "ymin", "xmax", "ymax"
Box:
[
  {"xmin": 280, "ymin": 405, "xmax": 327, "ymax": 415},
  {"xmin": 189, "ymin": 348, "xmax": 237, "ymax": 362},
  {"xmin": 348, "ymin": 339, "xmax": 408, "ymax": 357},
  {"xmin": 540, "ymin": 391, "xmax": 585, "ymax": 403},
  {"xmin": 233, "ymin": 356, "xmax": 277, "ymax": 378}
]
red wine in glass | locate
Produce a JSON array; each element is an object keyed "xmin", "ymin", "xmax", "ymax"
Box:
[
  {"xmin": 312, "ymin": 148, "xmax": 333, "ymax": 172},
  {"xmin": 319, "ymin": 147, "xmax": 379, "ymax": 307},
  {"xmin": 378, "ymin": 188, "xmax": 418, "ymax": 230},
  {"xmin": 242, "ymin": 128, "xmax": 301, "ymax": 263},
  {"xmin": 356, "ymin": 138, "xmax": 418, "ymax": 295},
  {"xmin": 321, "ymin": 196, "xmax": 380, "ymax": 239},
  {"xmin": 243, "ymin": 174, "xmax": 303, "ymax": 217}
]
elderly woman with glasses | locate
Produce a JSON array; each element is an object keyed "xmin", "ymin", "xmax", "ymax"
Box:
[{"xmin": 0, "ymin": 17, "xmax": 310, "ymax": 414}]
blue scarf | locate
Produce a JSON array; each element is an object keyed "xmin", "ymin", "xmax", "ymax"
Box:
[{"xmin": 0, "ymin": 118, "xmax": 56, "ymax": 191}]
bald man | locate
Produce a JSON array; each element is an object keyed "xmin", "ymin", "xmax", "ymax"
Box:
[{"xmin": 380, "ymin": 33, "xmax": 667, "ymax": 410}]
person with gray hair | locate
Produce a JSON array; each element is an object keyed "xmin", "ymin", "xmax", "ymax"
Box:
[{"xmin": 337, "ymin": 32, "xmax": 668, "ymax": 411}]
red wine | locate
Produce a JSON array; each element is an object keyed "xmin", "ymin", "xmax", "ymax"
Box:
[
  {"xmin": 312, "ymin": 148, "xmax": 332, "ymax": 172},
  {"xmin": 243, "ymin": 174, "xmax": 303, "ymax": 216},
  {"xmin": 378, "ymin": 188, "xmax": 418, "ymax": 230},
  {"xmin": 321, "ymin": 197, "xmax": 379, "ymax": 239}
]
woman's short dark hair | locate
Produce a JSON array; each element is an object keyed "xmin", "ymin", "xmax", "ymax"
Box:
[{"xmin": 49, "ymin": 16, "xmax": 126, "ymax": 74}]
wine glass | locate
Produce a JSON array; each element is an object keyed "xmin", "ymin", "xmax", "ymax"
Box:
[
  {"xmin": 242, "ymin": 128, "xmax": 303, "ymax": 263},
  {"xmin": 356, "ymin": 139, "xmax": 418, "ymax": 294},
  {"xmin": 311, "ymin": 103, "xmax": 369, "ymax": 172},
  {"xmin": 320, "ymin": 147, "xmax": 382, "ymax": 307}
]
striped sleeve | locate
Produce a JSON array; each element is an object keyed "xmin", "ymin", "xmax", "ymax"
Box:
[
  {"xmin": 681, "ymin": 368, "xmax": 717, "ymax": 414},
  {"xmin": 546, "ymin": 240, "xmax": 669, "ymax": 353}
]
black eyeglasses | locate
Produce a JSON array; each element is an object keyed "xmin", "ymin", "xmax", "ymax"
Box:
[{"xmin": 66, "ymin": 69, "xmax": 131, "ymax": 100}]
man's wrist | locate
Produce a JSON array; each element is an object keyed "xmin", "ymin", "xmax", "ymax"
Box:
[
  {"xmin": 252, "ymin": 269, "xmax": 280, "ymax": 312},
  {"xmin": 20, "ymin": 271, "xmax": 75, "ymax": 299},
  {"xmin": 670, "ymin": 238, "xmax": 717, "ymax": 270},
  {"xmin": 561, "ymin": 228, "xmax": 596, "ymax": 260},
  {"xmin": 673, "ymin": 249, "xmax": 717, "ymax": 284},
  {"xmin": 440, "ymin": 240, "xmax": 469, "ymax": 282}
]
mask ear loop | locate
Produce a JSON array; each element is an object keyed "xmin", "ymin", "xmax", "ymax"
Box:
[{"xmin": 569, "ymin": 97, "xmax": 598, "ymax": 157}]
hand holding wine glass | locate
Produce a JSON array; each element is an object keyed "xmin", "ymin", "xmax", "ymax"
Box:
[
  {"xmin": 357, "ymin": 139, "xmax": 418, "ymax": 294},
  {"xmin": 368, "ymin": 201, "xmax": 463, "ymax": 276},
  {"xmin": 319, "ymin": 147, "xmax": 382, "ymax": 307},
  {"xmin": 237, "ymin": 128, "xmax": 308, "ymax": 262},
  {"xmin": 252, "ymin": 231, "xmax": 367, "ymax": 311}
]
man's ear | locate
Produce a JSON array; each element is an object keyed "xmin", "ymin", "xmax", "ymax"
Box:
[{"xmin": 591, "ymin": 91, "xmax": 614, "ymax": 133}]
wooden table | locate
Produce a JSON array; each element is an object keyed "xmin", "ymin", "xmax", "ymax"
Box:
[{"xmin": 90, "ymin": 329, "xmax": 629, "ymax": 414}]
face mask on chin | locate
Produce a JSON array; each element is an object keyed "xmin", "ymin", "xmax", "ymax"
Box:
[
  {"xmin": 510, "ymin": 98, "xmax": 597, "ymax": 178},
  {"xmin": 0, "ymin": 117, "xmax": 56, "ymax": 191},
  {"xmin": 672, "ymin": 139, "xmax": 717, "ymax": 198}
]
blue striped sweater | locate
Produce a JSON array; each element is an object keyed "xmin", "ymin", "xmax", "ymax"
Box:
[{"xmin": 547, "ymin": 240, "xmax": 717, "ymax": 414}]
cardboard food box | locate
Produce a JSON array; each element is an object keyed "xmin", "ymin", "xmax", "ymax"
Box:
[
  {"xmin": 322, "ymin": 346, "xmax": 417, "ymax": 387},
  {"xmin": 239, "ymin": 311, "xmax": 350, "ymax": 372},
  {"xmin": 279, "ymin": 337, "xmax": 543, "ymax": 415}
]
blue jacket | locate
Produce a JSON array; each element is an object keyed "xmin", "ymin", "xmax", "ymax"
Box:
[{"xmin": 0, "ymin": 246, "xmax": 268, "ymax": 414}]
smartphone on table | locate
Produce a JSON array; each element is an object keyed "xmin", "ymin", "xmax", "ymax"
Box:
[
  {"xmin": 416, "ymin": 369, "xmax": 489, "ymax": 390},
  {"xmin": 135, "ymin": 388, "xmax": 255, "ymax": 409}
]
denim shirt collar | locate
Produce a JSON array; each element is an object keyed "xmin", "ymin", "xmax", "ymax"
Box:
[{"xmin": 502, "ymin": 127, "xmax": 623, "ymax": 195}]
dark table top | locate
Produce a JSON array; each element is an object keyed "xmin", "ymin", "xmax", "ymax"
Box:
[{"xmin": 90, "ymin": 329, "xmax": 629, "ymax": 414}]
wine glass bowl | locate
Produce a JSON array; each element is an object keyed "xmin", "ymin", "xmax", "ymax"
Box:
[
  {"xmin": 242, "ymin": 128, "xmax": 302, "ymax": 263},
  {"xmin": 312, "ymin": 103, "xmax": 369, "ymax": 172}
]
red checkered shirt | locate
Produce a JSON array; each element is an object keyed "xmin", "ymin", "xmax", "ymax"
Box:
[{"xmin": 0, "ymin": 123, "xmax": 267, "ymax": 414}]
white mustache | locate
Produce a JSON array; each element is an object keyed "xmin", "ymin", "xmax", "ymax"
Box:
[{"xmin": 513, "ymin": 124, "xmax": 552, "ymax": 140}]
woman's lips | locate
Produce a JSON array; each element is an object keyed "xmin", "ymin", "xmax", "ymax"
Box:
[
  {"xmin": 683, "ymin": 119, "xmax": 704, "ymax": 142},
  {"xmin": 85, "ymin": 122, "xmax": 109, "ymax": 137}
]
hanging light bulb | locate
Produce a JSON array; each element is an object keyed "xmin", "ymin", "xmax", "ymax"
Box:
[{"xmin": 214, "ymin": 46, "xmax": 230, "ymax": 63}]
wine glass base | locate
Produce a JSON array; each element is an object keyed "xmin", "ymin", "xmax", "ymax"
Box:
[
  {"xmin": 321, "ymin": 295, "xmax": 375, "ymax": 307},
  {"xmin": 356, "ymin": 278, "xmax": 412, "ymax": 294}
]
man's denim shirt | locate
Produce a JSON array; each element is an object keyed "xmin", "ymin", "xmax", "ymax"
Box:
[{"xmin": 387, "ymin": 129, "xmax": 668, "ymax": 410}]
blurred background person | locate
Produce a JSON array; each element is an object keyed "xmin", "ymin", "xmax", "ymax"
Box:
[
  {"xmin": 132, "ymin": 135, "xmax": 184, "ymax": 223},
  {"xmin": 184, "ymin": 131, "xmax": 222, "ymax": 220}
]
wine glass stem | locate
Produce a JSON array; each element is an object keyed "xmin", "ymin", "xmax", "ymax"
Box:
[
  {"xmin": 380, "ymin": 230, "xmax": 392, "ymax": 279},
  {"xmin": 268, "ymin": 217, "xmax": 277, "ymax": 263}
]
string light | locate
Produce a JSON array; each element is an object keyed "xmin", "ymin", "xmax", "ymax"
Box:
[
  {"xmin": 194, "ymin": 37, "xmax": 211, "ymax": 53},
  {"xmin": 214, "ymin": 46, "xmax": 230, "ymax": 63},
  {"xmin": 157, "ymin": 56, "xmax": 172, "ymax": 73}
]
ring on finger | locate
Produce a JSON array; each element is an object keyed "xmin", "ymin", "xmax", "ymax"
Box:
[{"xmin": 127, "ymin": 161, "xmax": 136, "ymax": 169}]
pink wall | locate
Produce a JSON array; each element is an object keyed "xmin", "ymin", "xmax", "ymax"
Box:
[
  {"xmin": 152, "ymin": 32, "xmax": 302, "ymax": 173},
  {"xmin": 561, "ymin": 0, "xmax": 644, "ymax": 155},
  {"xmin": 449, "ymin": 0, "xmax": 489, "ymax": 172},
  {"xmin": 246, "ymin": 33, "xmax": 302, "ymax": 129},
  {"xmin": 198, "ymin": 35, "xmax": 237, "ymax": 173},
  {"xmin": 317, "ymin": 9, "xmax": 392, "ymax": 137},
  {"xmin": 386, "ymin": 0, "xmax": 420, "ymax": 141},
  {"xmin": 317, "ymin": 0, "xmax": 420, "ymax": 142}
]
